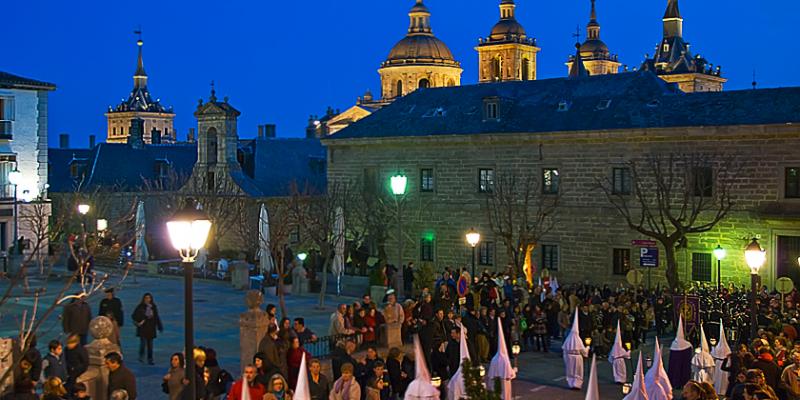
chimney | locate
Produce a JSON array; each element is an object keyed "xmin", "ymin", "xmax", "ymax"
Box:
[
  {"xmin": 59, "ymin": 133, "xmax": 69, "ymax": 149},
  {"xmin": 264, "ymin": 124, "xmax": 276, "ymax": 138},
  {"xmin": 257, "ymin": 125, "xmax": 264, "ymax": 139},
  {"xmin": 88, "ymin": 135, "xmax": 96, "ymax": 148},
  {"xmin": 187, "ymin": 128, "xmax": 195, "ymax": 143},
  {"xmin": 151, "ymin": 128, "xmax": 162, "ymax": 145},
  {"xmin": 127, "ymin": 118, "xmax": 145, "ymax": 149}
]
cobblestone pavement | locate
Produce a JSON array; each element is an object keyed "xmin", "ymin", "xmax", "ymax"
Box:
[{"xmin": 1, "ymin": 271, "xmax": 680, "ymax": 399}]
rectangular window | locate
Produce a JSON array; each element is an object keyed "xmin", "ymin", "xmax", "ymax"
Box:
[
  {"xmin": 612, "ymin": 248, "xmax": 631, "ymax": 275},
  {"xmin": 485, "ymin": 102, "xmax": 498, "ymax": 120},
  {"xmin": 420, "ymin": 168, "xmax": 434, "ymax": 192},
  {"xmin": 786, "ymin": 167, "xmax": 800, "ymax": 199},
  {"xmin": 542, "ymin": 168, "xmax": 560, "ymax": 194},
  {"xmin": 691, "ymin": 252, "xmax": 712, "ymax": 282},
  {"xmin": 289, "ymin": 226, "xmax": 300, "ymax": 244},
  {"xmin": 479, "ymin": 241, "xmax": 494, "ymax": 266},
  {"xmin": 692, "ymin": 166, "xmax": 713, "ymax": 197},
  {"xmin": 0, "ymin": 97, "xmax": 15, "ymax": 121},
  {"xmin": 420, "ymin": 239, "xmax": 434, "ymax": 262},
  {"xmin": 612, "ymin": 167, "xmax": 631, "ymax": 195},
  {"xmin": 541, "ymin": 244, "xmax": 559, "ymax": 271},
  {"xmin": 479, "ymin": 168, "xmax": 494, "ymax": 193}
]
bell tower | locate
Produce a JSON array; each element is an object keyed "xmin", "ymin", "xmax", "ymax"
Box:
[
  {"xmin": 192, "ymin": 83, "xmax": 241, "ymax": 192},
  {"xmin": 476, "ymin": 0, "xmax": 540, "ymax": 83}
]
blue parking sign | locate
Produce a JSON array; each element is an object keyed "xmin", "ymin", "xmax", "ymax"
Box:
[{"xmin": 640, "ymin": 247, "xmax": 658, "ymax": 268}]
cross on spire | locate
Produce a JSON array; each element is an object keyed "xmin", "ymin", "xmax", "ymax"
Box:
[{"xmin": 573, "ymin": 25, "xmax": 581, "ymax": 45}]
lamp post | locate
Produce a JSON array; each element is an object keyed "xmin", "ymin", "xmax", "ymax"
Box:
[
  {"xmin": 713, "ymin": 245, "xmax": 726, "ymax": 292},
  {"xmin": 7, "ymin": 169, "xmax": 20, "ymax": 254},
  {"xmin": 466, "ymin": 228, "xmax": 480, "ymax": 278},
  {"xmin": 744, "ymin": 238, "xmax": 766, "ymax": 341},
  {"xmin": 166, "ymin": 200, "xmax": 211, "ymax": 400},
  {"xmin": 390, "ymin": 174, "xmax": 407, "ymax": 279},
  {"xmin": 512, "ymin": 341, "xmax": 521, "ymax": 372},
  {"xmin": 78, "ymin": 203, "xmax": 90, "ymax": 233}
]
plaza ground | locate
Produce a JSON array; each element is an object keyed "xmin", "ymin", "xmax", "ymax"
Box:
[{"xmin": 0, "ymin": 269, "xmax": 680, "ymax": 399}]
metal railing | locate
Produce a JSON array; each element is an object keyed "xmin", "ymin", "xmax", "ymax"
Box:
[
  {"xmin": 0, "ymin": 121, "xmax": 11, "ymax": 139},
  {"xmin": 303, "ymin": 334, "xmax": 358, "ymax": 359}
]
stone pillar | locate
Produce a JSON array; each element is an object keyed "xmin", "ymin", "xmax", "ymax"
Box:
[
  {"xmin": 78, "ymin": 316, "xmax": 122, "ymax": 400},
  {"xmin": 239, "ymin": 290, "xmax": 268, "ymax": 373}
]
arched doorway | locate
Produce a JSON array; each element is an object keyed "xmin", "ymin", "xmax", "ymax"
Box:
[{"xmin": 418, "ymin": 78, "xmax": 430, "ymax": 89}]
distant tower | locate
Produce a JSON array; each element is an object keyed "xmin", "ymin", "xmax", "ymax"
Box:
[
  {"xmin": 476, "ymin": 0, "xmax": 540, "ymax": 83},
  {"xmin": 640, "ymin": 0, "xmax": 726, "ymax": 92},
  {"xmin": 105, "ymin": 32, "xmax": 175, "ymax": 144},
  {"xmin": 378, "ymin": 0, "xmax": 462, "ymax": 101},
  {"xmin": 566, "ymin": 0, "xmax": 620, "ymax": 76},
  {"xmin": 192, "ymin": 83, "xmax": 241, "ymax": 192}
]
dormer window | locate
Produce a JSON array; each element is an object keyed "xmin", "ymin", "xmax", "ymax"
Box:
[
  {"xmin": 647, "ymin": 99, "xmax": 661, "ymax": 108},
  {"xmin": 154, "ymin": 159, "xmax": 171, "ymax": 178},
  {"xmin": 557, "ymin": 100, "xmax": 570, "ymax": 112},
  {"xmin": 423, "ymin": 107, "xmax": 446, "ymax": 118},
  {"xmin": 596, "ymin": 99, "xmax": 612, "ymax": 110},
  {"xmin": 483, "ymin": 98, "xmax": 499, "ymax": 120},
  {"xmin": 663, "ymin": 44, "xmax": 670, "ymax": 53}
]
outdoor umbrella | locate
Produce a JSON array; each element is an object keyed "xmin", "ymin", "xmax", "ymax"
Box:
[
  {"xmin": 609, "ymin": 320, "xmax": 631, "ymax": 384},
  {"xmin": 623, "ymin": 353, "xmax": 649, "ymax": 400},
  {"xmin": 333, "ymin": 206, "xmax": 345, "ymax": 296},
  {"xmin": 404, "ymin": 335, "xmax": 440, "ymax": 400},
  {"xmin": 293, "ymin": 352, "xmax": 311, "ymax": 400},
  {"xmin": 691, "ymin": 324, "xmax": 715, "ymax": 385},
  {"xmin": 645, "ymin": 337, "xmax": 673, "ymax": 400},
  {"xmin": 711, "ymin": 320, "xmax": 732, "ymax": 395},
  {"xmin": 258, "ymin": 204, "xmax": 274, "ymax": 275},
  {"xmin": 446, "ymin": 324, "xmax": 470, "ymax": 400},
  {"xmin": 562, "ymin": 309, "xmax": 588, "ymax": 389},
  {"xmin": 134, "ymin": 200, "xmax": 149, "ymax": 263},
  {"xmin": 585, "ymin": 354, "xmax": 600, "ymax": 400},
  {"xmin": 488, "ymin": 318, "xmax": 516, "ymax": 400}
]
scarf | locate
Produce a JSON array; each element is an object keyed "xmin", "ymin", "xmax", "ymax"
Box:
[
  {"xmin": 333, "ymin": 377, "xmax": 352, "ymax": 400},
  {"xmin": 271, "ymin": 388, "xmax": 286, "ymax": 400}
]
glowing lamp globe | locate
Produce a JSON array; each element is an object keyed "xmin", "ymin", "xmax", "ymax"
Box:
[
  {"xmin": 713, "ymin": 245, "xmax": 726, "ymax": 261},
  {"xmin": 466, "ymin": 227, "xmax": 480, "ymax": 248},
  {"xmin": 298, "ymin": 253, "xmax": 307, "ymax": 261},
  {"xmin": 744, "ymin": 238, "xmax": 766, "ymax": 274},
  {"xmin": 167, "ymin": 201, "xmax": 211, "ymax": 260},
  {"xmin": 390, "ymin": 174, "xmax": 407, "ymax": 196},
  {"xmin": 78, "ymin": 204, "xmax": 90, "ymax": 215}
]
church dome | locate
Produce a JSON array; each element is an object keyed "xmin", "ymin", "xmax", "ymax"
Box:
[
  {"xmin": 384, "ymin": 35, "xmax": 459, "ymax": 66},
  {"xmin": 580, "ymin": 39, "xmax": 609, "ymax": 56},
  {"xmin": 490, "ymin": 19, "xmax": 526, "ymax": 41}
]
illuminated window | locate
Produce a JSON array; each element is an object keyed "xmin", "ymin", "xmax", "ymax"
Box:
[
  {"xmin": 478, "ymin": 168, "xmax": 494, "ymax": 193},
  {"xmin": 663, "ymin": 44, "xmax": 669, "ymax": 52},
  {"xmin": 541, "ymin": 244, "xmax": 559, "ymax": 271},
  {"xmin": 542, "ymin": 168, "xmax": 559, "ymax": 194},
  {"xmin": 420, "ymin": 168, "xmax": 434, "ymax": 192},
  {"xmin": 612, "ymin": 248, "xmax": 631, "ymax": 275},
  {"xmin": 396, "ymin": 80, "xmax": 403, "ymax": 97},
  {"xmin": 691, "ymin": 253, "xmax": 712, "ymax": 282},
  {"xmin": 479, "ymin": 241, "xmax": 494, "ymax": 266},
  {"xmin": 612, "ymin": 167, "xmax": 631, "ymax": 195},
  {"xmin": 420, "ymin": 238, "xmax": 434, "ymax": 262},
  {"xmin": 786, "ymin": 167, "xmax": 800, "ymax": 198}
]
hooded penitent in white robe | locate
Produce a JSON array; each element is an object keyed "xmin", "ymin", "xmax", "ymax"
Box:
[
  {"xmin": 645, "ymin": 338, "xmax": 673, "ymax": 400},
  {"xmin": 404, "ymin": 335, "xmax": 440, "ymax": 400},
  {"xmin": 446, "ymin": 326, "xmax": 469, "ymax": 400},
  {"xmin": 711, "ymin": 321, "xmax": 732, "ymax": 396},
  {"xmin": 585, "ymin": 354, "xmax": 600, "ymax": 400},
  {"xmin": 562, "ymin": 308, "xmax": 588, "ymax": 389},
  {"xmin": 293, "ymin": 353, "xmax": 311, "ymax": 400},
  {"xmin": 623, "ymin": 353, "xmax": 649, "ymax": 400},
  {"xmin": 608, "ymin": 320, "xmax": 631, "ymax": 384},
  {"xmin": 667, "ymin": 316, "xmax": 692, "ymax": 389},
  {"xmin": 488, "ymin": 318, "xmax": 516, "ymax": 400},
  {"xmin": 691, "ymin": 324, "xmax": 715, "ymax": 385}
]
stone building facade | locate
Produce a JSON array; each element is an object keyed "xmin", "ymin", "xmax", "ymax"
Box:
[{"xmin": 323, "ymin": 72, "xmax": 800, "ymax": 288}]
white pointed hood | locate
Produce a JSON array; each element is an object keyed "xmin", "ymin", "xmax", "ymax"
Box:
[
  {"xmin": 446, "ymin": 326, "xmax": 470, "ymax": 400},
  {"xmin": 405, "ymin": 335, "xmax": 440, "ymax": 400},
  {"xmin": 585, "ymin": 354, "xmax": 600, "ymax": 400},
  {"xmin": 645, "ymin": 338, "xmax": 673, "ymax": 400},
  {"xmin": 551, "ymin": 276, "xmax": 559, "ymax": 295},
  {"xmin": 710, "ymin": 321, "xmax": 731, "ymax": 360},
  {"xmin": 293, "ymin": 353, "xmax": 311, "ymax": 400},
  {"xmin": 562, "ymin": 308, "xmax": 587, "ymax": 353},
  {"xmin": 609, "ymin": 320, "xmax": 631, "ymax": 361},
  {"xmin": 691, "ymin": 324, "xmax": 715, "ymax": 368},
  {"xmin": 670, "ymin": 316, "xmax": 692, "ymax": 351},
  {"xmin": 623, "ymin": 353, "xmax": 649, "ymax": 400},
  {"xmin": 488, "ymin": 318, "xmax": 516, "ymax": 380}
]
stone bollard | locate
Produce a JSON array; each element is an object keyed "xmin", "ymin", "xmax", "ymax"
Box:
[
  {"xmin": 239, "ymin": 290, "xmax": 268, "ymax": 373},
  {"xmin": 78, "ymin": 316, "xmax": 122, "ymax": 400}
]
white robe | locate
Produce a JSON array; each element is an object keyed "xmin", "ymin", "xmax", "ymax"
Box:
[
  {"xmin": 612, "ymin": 356, "xmax": 627, "ymax": 384},
  {"xmin": 564, "ymin": 352, "xmax": 585, "ymax": 389},
  {"xmin": 712, "ymin": 357, "xmax": 729, "ymax": 395}
]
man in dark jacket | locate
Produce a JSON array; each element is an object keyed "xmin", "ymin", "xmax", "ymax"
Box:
[
  {"xmin": 308, "ymin": 358, "xmax": 331, "ymax": 400},
  {"xmin": 445, "ymin": 327, "xmax": 461, "ymax": 379},
  {"xmin": 403, "ymin": 262, "xmax": 414, "ymax": 298},
  {"xmin": 105, "ymin": 352, "xmax": 136, "ymax": 399},
  {"xmin": 330, "ymin": 337, "xmax": 357, "ymax": 381},
  {"xmin": 257, "ymin": 325, "xmax": 287, "ymax": 378},
  {"xmin": 41, "ymin": 340, "xmax": 67, "ymax": 382},
  {"xmin": 98, "ymin": 288, "xmax": 124, "ymax": 328},
  {"xmin": 63, "ymin": 294, "xmax": 92, "ymax": 345},
  {"xmin": 64, "ymin": 333, "xmax": 88, "ymax": 389}
]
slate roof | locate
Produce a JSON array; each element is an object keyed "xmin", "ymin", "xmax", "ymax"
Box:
[
  {"xmin": 0, "ymin": 71, "xmax": 56, "ymax": 91},
  {"xmin": 241, "ymin": 137, "xmax": 327, "ymax": 197},
  {"xmin": 325, "ymin": 71, "xmax": 800, "ymax": 141}
]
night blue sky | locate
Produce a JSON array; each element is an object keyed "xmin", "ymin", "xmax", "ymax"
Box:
[{"xmin": 5, "ymin": 0, "xmax": 799, "ymax": 148}]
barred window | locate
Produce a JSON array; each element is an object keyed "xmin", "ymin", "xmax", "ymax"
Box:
[
  {"xmin": 692, "ymin": 166, "xmax": 713, "ymax": 197},
  {"xmin": 542, "ymin": 169, "xmax": 559, "ymax": 194},
  {"xmin": 612, "ymin": 248, "xmax": 631, "ymax": 275},
  {"xmin": 479, "ymin": 169, "xmax": 494, "ymax": 193},
  {"xmin": 479, "ymin": 241, "xmax": 494, "ymax": 266},
  {"xmin": 420, "ymin": 168, "xmax": 434, "ymax": 192},
  {"xmin": 691, "ymin": 253, "xmax": 712, "ymax": 282},
  {"xmin": 420, "ymin": 239, "xmax": 434, "ymax": 262},
  {"xmin": 541, "ymin": 244, "xmax": 559, "ymax": 271}
]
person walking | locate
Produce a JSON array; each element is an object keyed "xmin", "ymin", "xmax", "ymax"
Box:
[
  {"xmin": 131, "ymin": 292, "xmax": 163, "ymax": 365},
  {"xmin": 163, "ymin": 353, "xmax": 185, "ymax": 400},
  {"xmin": 99, "ymin": 288, "xmax": 124, "ymax": 344},
  {"xmin": 62, "ymin": 294, "xmax": 91, "ymax": 345},
  {"xmin": 105, "ymin": 352, "xmax": 136, "ymax": 400}
]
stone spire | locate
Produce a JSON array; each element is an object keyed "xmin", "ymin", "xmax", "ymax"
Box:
[
  {"xmin": 133, "ymin": 30, "xmax": 147, "ymax": 89},
  {"xmin": 663, "ymin": 0, "xmax": 683, "ymax": 38},
  {"xmin": 664, "ymin": 0, "xmax": 681, "ymax": 19},
  {"xmin": 569, "ymin": 43, "xmax": 589, "ymax": 78},
  {"xmin": 408, "ymin": 0, "xmax": 432, "ymax": 36},
  {"xmin": 587, "ymin": 0, "xmax": 600, "ymax": 41}
]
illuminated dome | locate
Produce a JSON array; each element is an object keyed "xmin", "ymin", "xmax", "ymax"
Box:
[
  {"xmin": 490, "ymin": 19, "xmax": 526, "ymax": 41},
  {"xmin": 385, "ymin": 35, "xmax": 459, "ymax": 66},
  {"xmin": 580, "ymin": 39, "xmax": 609, "ymax": 57}
]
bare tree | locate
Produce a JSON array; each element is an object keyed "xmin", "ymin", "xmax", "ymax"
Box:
[
  {"xmin": 597, "ymin": 153, "xmax": 740, "ymax": 289},
  {"xmin": 485, "ymin": 170, "xmax": 560, "ymax": 279}
]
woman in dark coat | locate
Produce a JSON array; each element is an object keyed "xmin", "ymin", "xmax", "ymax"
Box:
[{"xmin": 131, "ymin": 292, "xmax": 163, "ymax": 364}]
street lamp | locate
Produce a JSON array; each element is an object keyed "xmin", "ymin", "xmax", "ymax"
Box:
[
  {"xmin": 77, "ymin": 203, "xmax": 90, "ymax": 215},
  {"xmin": 7, "ymin": 169, "xmax": 21, "ymax": 253},
  {"xmin": 297, "ymin": 252, "xmax": 307, "ymax": 262},
  {"xmin": 512, "ymin": 341, "xmax": 521, "ymax": 372},
  {"xmin": 166, "ymin": 199, "xmax": 211, "ymax": 400},
  {"xmin": 431, "ymin": 375, "xmax": 441, "ymax": 388},
  {"xmin": 390, "ymin": 174, "xmax": 407, "ymax": 289},
  {"xmin": 466, "ymin": 228, "xmax": 480, "ymax": 277},
  {"xmin": 744, "ymin": 238, "xmax": 766, "ymax": 341},
  {"xmin": 713, "ymin": 245, "xmax": 726, "ymax": 292}
]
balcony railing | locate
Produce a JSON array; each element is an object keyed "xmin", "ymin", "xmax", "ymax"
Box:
[{"xmin": 0, "ymin": 121, "xmax": 11, "ymax": 140}]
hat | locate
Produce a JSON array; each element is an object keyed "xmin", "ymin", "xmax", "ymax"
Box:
[{"xmin": 104, "ymin": 288, "xmax": 115, "ymax": 293}]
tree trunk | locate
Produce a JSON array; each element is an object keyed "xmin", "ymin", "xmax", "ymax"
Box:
[
  {"xmin": 318, "ymin": 248, "xmax": 331, "ymax": 308},
  {"xmin": 277, "ymin": 252, "xmax": 288, "ymax": 318},
  {"xmin": 663, "ymin": 243, "xmax": 679, "ymax": 290}
]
